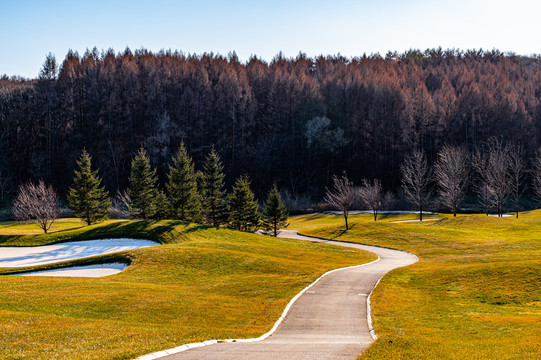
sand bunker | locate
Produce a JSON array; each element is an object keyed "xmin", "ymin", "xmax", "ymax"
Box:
[
  {"xmin": 0, "ymin": 239, "xmax": 159, "ymax": 277},
  {"xmin": 13, "ymin": 263, "xmax": 129, "ymax": 277}
]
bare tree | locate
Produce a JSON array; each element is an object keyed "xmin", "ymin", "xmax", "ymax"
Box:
[
  {"xmin": 434, "ymin": 144, "xmax": 470, "ymax": 216},
  {"xmin": 12, "ymin": 181, "xmax": 59, "ymax": 233},
  {"xmin": 531, "ymin": 148, "xmax": 541, "ymax": 204},
  {"xmin": 508, "ymin": 143, "xmax": 525, "ymax": 218},
  {"xmin": 474, "ymin": 182, "xmax": 494, "ymax": 216},
  {"xmin": 325, "ymin": 173, "xmax": 357, "ymax": 230},
  {"xmin": 474, "ymin": 138, "xmax": 510, "ymax": 217},
  {"xmin": 358, "ymin": 179, "xmax": 383, "ymax": 221},
  {"xmin": 401, "ymin": 149, "xmax": 432, "ymax": 221}
]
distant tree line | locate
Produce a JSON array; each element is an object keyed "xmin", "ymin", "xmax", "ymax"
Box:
[
  {"xmin": 2, "ymin": 48, "xmax": 541, "ymax": 201},
  {"xmin": 12, "ymin": 146, "xmax": 288, "ymax": 234},
  {"xmin": 13, "ymin": 137, "xmax": 541, "ymax": 233},
  {"xmin": 326, "ymin": 137, "xmax": 541, "ymax": 229}
]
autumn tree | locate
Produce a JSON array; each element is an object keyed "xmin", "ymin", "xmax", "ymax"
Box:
[
  {"xmin": 401, "ymin": 149, "xmax": 432, "ymax": 221},
  {"xmin": 358, "ymin": 179, "xmax": 383, "ymax": 221},
  {"xmin": 67, "ymin": 149, "xmax": 111, "ymax": 225},
  {"xmin": 166, "ymin": 142, "xmax": 201, "ymax": 222},
  {"xmin": 434, "ymin": 144, "xmax": 470, "ymax": 216},
  {"xmin": 228, "ymin": 175, "xmax": 260, "ymax": 231},
  {"xmin": 12, "ymin": 181, "xmax": 59, "ymax": 233},
  {"xmin": 127, "ymin": 147, "xmax": 158, "ymax": 219},
  {"xmin": 325, "ymin": 173, "xmax": 357, "ymax": 229},
  {"xmin": 3, "ymin": 48, "xmax": 541, "ymax": 202},
  {"xmin": 262, "ymin": 183, "xmax": 289, "ymax": 236}
]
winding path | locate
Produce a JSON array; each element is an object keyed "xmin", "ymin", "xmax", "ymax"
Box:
[{"xmin": 141, "ymin": 230, "xmax": 417, "ymax": 360}]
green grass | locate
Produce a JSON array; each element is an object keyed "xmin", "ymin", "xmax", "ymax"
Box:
[
  {"xmin": 0, "ymin": 219, "xmax": 375, "ymax": 359},
  {"xmin": 288, "ymin": 212, "xmax": 541, "ymax": 360}
]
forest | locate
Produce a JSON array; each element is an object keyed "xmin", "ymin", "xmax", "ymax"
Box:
[{"xmin": 1, "ymin": 47, "xmax": 541, "ymax": 208}]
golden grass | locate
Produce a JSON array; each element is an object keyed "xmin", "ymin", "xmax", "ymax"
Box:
[
  {"xmin": 288, "ymin": 212, "xmax": 541, "ymax": 360},
  {"xmin": 0, "ymin": 219, "xmax": 375, "ymax": 359}
]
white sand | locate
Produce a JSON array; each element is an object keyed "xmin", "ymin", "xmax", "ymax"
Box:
[
  {"xmin": 0, "ymin": 238, "xmax": 159, "ymax": 268},
  {"xmin": 13, "ymin": 263, "xmax": 128, "ymax": 277}
]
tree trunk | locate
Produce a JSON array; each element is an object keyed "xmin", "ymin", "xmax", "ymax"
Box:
[
  {"xmin": 344, "ymin": 211, "xmax": 348, "ymax": 230},
  {"xmin": 420, "ymin": 204, "xmax": 423, "ymax": 221}
]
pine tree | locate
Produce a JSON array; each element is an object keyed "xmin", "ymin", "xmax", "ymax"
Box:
[
  {"xmin": 67, "ymin": 149, "xmax": 111, "ymax": 225},
  {"xmin": 128, "ymin": 146, "xmax": 158, "ymax": 219},
  {"xmin": 166, "ymin": 142, "xmax": 201, "ymax": 222},
  {"xmin": 152, "ymin": 189, "xmax": 172, "ymax": 220},
  {"xmin": 262, "ymin": 183, "xmax": 288, "ymax": 236},
  {"xmin": 228, "ymin": 175, "xmax": 260, "ymax": 231},
  {"xmin": 202, "ymin": 148, "xmax": 228, "ymax": 227}
]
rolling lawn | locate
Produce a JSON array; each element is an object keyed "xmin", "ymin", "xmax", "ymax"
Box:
[
  {"xmin": 0, "ymin": 219, "xmax": 375, "ymax": 359},
  {"xmin": 288, "ymin": 212, "xmax": 541, "ymax": 360}
]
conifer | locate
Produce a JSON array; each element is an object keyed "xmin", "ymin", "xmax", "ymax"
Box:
[
  {"xmin": 68, "ymin": 149, "xmax": 111, "ymax": 225},
  {"xmin": 202, "ymin": 148, "xmax": 228, "ymax": 227},
  {"xmin": 262, "ymin": 183, "xmax": 289, "ymax": 236},
  {"xmin": 127, "ymin": 146, "xmax": 158, "ymax": 219},
  {"xmin": 166, "ymin": 142, "xmax": 201, "ymax": 222},
  {"xmin": 228, "ymin": 175, "xmax": 260, "ymax": 231},
  {"xmin": 152, "ymin": 189, "xmax": 172, "ymax": 220}
]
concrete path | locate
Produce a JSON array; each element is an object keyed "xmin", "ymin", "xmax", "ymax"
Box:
[
  {"xmin": 389, "ymin": 218, "xmax": 441, "ymax": 223},
  {"xmin": 152, "ymin": 230, "xmax": 417, "ymax": 360}
]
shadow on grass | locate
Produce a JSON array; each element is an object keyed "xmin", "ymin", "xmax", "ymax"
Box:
[
  {"xmin": 0, "ymin": 220, "xmax": 212, "ymax": 246},
  {"xmin": 291, "ymin": 213, "xmax": 327, "ymax": 222}
]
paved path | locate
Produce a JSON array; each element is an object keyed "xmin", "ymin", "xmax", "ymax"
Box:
[
  {"xmin": 389, "ymin": 218, "xmax": 441, "ymax": 223},
  {"xmin": 154, "ymin": 230, "xmax": 418, "ymax": 360}
]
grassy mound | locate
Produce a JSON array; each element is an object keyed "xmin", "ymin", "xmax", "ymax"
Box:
[
  {"xmin": 0, "ymin": 219, "xmax": 375, "ymax": 359},
  {"xmin": 289, "ymin": 212, "xmax": 541, "ymax": 360}
]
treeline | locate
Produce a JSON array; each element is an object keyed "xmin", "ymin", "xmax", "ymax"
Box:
[
  {"xmin": 1, "ymin": 47, "xmax": 541, "ymax": 200},
  {"xmin": 326, "ymin": 139, "xmax": 541, "ymax": 229},
  {"xmin": 13, "ymin": 145, "xmax": 288, "ymax": 235}
]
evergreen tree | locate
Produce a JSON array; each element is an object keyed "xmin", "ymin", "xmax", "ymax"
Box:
[
  {"xmin": 202, "ymin": 148, "xmax": 228, "ymax": 227},
  {"xmin": 166, "ymin": 142, "xmax": 201, "ymax": 222},
  {"xmin": 262, "ymin": 183, "xmax": 288, "ymax": 236},
  {"xmin": 128, "ymin": 146, "xmax": 158, "ymax": 219},
  {"xmin": 152, "ymin": 189, "xmax": 172, "ymax": 220},
  {"xmin": 228, "ymin": 175, "xmax": 260, "ymax": 231},
  {"xmin": 67, "ymin": 149, "xmax": 111, "ymax": 225}
]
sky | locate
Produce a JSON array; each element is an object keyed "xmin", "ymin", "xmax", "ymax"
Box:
[{"xmin": 1, "ymin": 0, "xmax": 540, "ymax": 78}]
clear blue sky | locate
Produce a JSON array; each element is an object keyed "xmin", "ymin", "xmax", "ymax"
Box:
[{"xmin": 1, "ymin": 0, "xmax": 540, "ymax": 78}]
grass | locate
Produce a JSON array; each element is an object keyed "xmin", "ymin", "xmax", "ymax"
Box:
[
  {"xmin": 0, "ymin": 218, "xmax": 375, "ymax": 360},
  {"xmin": 288, "ymin": 211, "xmax": 541, "ymax": 360}
]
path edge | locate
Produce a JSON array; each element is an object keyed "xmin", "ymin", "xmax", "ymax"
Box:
[
  {"xmin": 134, "ymin": 257, "xmax": 381, "ymax": 360},
  {"xmin": 295, "ymin": 231, "xmax": 419, "ymax": 341}
]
